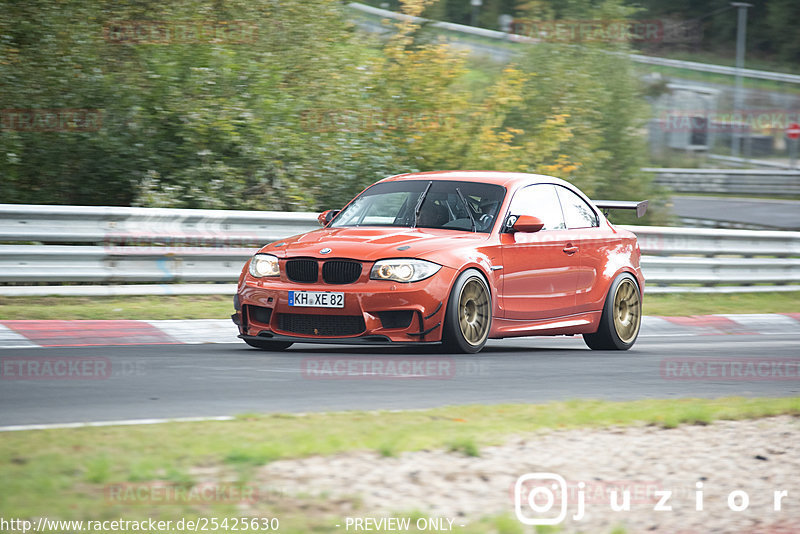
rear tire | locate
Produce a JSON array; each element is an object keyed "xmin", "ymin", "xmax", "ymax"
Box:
[
  {"xmin": 583, "ymin": 273, "xmax": 641, "ymax": 351},
  {"xmin": 441, "ymin": 269, "xmax": 492, "ymax": 354},
  {"xmin": 243, "ymin": 338, "xmax": 293, "ymax": 351}
]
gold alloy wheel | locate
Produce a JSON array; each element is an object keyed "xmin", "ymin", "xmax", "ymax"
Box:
[
  {"xmin": 613, "ymin": 278, "xmax": 641, "ymax": 344},
  {"xmin": 458, "ymin": 278, "xmax": 490, "ymax": 346}
]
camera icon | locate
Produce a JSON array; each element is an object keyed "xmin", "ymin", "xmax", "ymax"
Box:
[{"xmin": 514, "ymin": 473, "xmax": 568, "ymax": 525}]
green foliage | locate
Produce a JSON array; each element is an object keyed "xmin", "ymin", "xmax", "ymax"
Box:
[
  {"xmin": 1, "ymin": 0, "xmax": 660, "ymax": 216},
  {"xmin": 514, "ymin": 46, "xmax": 650, "ymax": 194},
  {"xmin": 1, "ymin": 0, "xmax": 390, "ymax": 209},
  {"xmin": 84, "ymin": 455, "xmax": 111, "ymax": 483},
  {"xmin": 446, "ymin": 437, "xmax": 481, "ymax": 457},
  {"xmin": 498, "ymin": 0, "xmax": 669, "ymax": 224},
  {"xmin": 377, "ymin": 442, "xmax": 399, "ymax": 457},
  {"xmin": 764, "ymin": 0, "xmax": 800, "ymax": 65}
]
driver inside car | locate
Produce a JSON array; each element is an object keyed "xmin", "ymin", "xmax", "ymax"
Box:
[{"xmin": 416, "ymin": 196, "xmax": 451, "ymax": 228}]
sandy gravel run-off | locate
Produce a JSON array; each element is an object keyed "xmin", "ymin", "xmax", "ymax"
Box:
[{"xmin": 260, "ymin": 416, "xmax": 800, "ymax": 533}]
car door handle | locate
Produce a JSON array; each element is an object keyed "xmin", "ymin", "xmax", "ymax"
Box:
[{"xmin": 563, "ymin": 244, "xmax": 578, "ymax": 255}]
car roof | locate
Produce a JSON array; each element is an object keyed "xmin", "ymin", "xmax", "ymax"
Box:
[{"xmin": 379, "ymin": 170, "xmax": 576, "ymax": 190}]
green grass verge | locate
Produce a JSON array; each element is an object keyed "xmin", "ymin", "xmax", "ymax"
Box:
[
  {"xmin": 0, "ymin": 291, "xmax": 797, "ymax": 320},
  {"xmin": 0, "ymin": 295, "xmax": 233, "ymax": 320},
  {"xmin": 642, "ymin": 291, "xmax": 800, "ymax": 316},
  {"xmin": 1, "ymin": 397, "xmax": 798, "ymax": 532}
]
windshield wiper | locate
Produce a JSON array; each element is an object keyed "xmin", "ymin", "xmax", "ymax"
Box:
[
  {"xmin": 456, "ymin": 187, "xmax": 477, "ymax": 232},
  {"xmin": 412, "ymin": 181, "xmax": 433, "ymax": 228}
]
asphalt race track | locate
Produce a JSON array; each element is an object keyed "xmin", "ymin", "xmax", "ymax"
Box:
[{"xmin": 1, "ymin": 333, "xmax": 799, "ymax": 428}]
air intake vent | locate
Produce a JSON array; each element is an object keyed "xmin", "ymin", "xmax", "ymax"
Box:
[
  {"xmin": 322, "ymin": 260, "xmax": 362, "ymax": 284},
  {"xmin": 277, "ymin": 314, "xmax": 366, "ymax": 337},
  {"xmin": 377, "ymin": 310, "xmax": 414, "ymax": 329},
  {"xmin": 286, "ymin": 259, "xmax": 318, "ymax": 283},
  {"xmin": 248, "ymin": 305, "xmax": 272, "ymax": 325}
]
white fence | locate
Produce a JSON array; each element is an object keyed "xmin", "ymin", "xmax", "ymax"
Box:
[
  {"xmin": 0, "ymin": 203, "xmax": 314, "ymax": 245},
  {"xmin": 1, "ymin": 204, "xmax": 799, "ymax": 295}
]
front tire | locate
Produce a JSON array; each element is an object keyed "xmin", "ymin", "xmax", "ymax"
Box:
[
  {"xmin": 583, "ymin": 273, "xmax": 641, "ymax": 351},
  {"xmin": 243, "ymin": 338, "xmax": 293, "ymax": 351},
  {"xmin": 441, "ymin": 269, "xmax": 492, "ymax": 354}
]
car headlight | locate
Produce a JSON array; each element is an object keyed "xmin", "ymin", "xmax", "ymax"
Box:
[
  {"xmin": 370, "ymin": 259, "xmax": 441, "ymax": 283},
  {"xmin": 248, "ymin": 254, "xmax": 280, "ymax": 277}
]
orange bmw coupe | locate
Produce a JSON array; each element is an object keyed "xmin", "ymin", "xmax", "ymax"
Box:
[{"xmin": 232, "ymin": 171, "xmax": 647, "ymax": 353}]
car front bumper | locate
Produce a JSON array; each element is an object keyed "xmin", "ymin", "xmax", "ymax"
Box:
[{"xmin": 233, "ymin": 267, "xmax": 457, "ymax": 344}]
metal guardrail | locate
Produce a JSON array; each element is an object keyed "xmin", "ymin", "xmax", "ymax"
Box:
[
  {"xmin": 349, "ymin": 2, "xmax": 513, "ymax": 41},
  {"xmin": 642, "ymin": 168, "xmax": 800, "ymax": 196},
  {"xmin": 2, "ymin": 205, "xmax": 800, "ymax": 295},
  {"xmin": 627, "ymin": 225, "xmax": 800, "ymax": 257},
  {"xmin": 642, "ymin": 256, "xmax": 800, "ymax": 285},
  {"xmin": 5, "ymin": 245, "xmax": 797, "ymax": 287},
  {"xmin": 347, "ymin": 2, "xmax": 800, "ymax": 85},
  {"xmin": 627, "ymin": 54, "xmax": 800, "ymax": 85},
  {"xmin": 707, "ymin": 155, "xmax": 797, "ymax": 170},
  {"xmin": 0, "ymin": 245, "xmax": 253, "ymax": 284},
  {"xmin": 0, "ymin": 204, "xmax": 316, "ymax": 245}
]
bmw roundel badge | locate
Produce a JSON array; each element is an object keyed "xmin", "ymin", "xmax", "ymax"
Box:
[{"xmin": 320, "ymin": 248, "xmax": 332, "ymax": 254}]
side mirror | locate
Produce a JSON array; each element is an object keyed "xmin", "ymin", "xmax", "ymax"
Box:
[
  {"xmin": 317, "ymin": 209, "xmax": 340, "ymax": 226},
  {"xmin": 512, "ymin": 215, "xmax": 544, "ymax": 233}
]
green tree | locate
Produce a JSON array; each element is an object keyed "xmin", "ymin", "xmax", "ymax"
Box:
[
  {"xmin": 1, "ymin": 0, "xmax": 663, "ymax": 223},
  {"xmin": 0, "ymin": 0, "xmax": 391, "ymax": 209}
]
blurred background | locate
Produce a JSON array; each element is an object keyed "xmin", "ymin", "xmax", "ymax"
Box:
[{"xmin": 2, "ymin": 0, "xmax": 795, "ymax": 222}]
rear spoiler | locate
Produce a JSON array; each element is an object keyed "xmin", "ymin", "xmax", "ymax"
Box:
[{"xmin": 592, "ymin": 200, "xmax": 649, "ymax": 218}]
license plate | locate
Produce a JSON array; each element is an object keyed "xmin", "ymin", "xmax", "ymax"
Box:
[{"xmin": 288, "ymin": 291, "xmax": 344, "ymax": 308}]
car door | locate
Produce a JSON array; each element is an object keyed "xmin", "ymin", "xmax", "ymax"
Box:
[
  {"xmin": 499, "ymin": 184, "xmax": 578, "ymax": 321},
  {"xmin": 555, "ymin": 185, "xmax": 604, "ymax": 314}
]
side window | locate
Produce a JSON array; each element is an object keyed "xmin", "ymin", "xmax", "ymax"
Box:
[
  {"xmin": 508, "ymin": 184, "xmax": 565, "ymax": 231},
  {"xmin": 556, "ymin": 186, "xmax": 598, "ymax": 229}
]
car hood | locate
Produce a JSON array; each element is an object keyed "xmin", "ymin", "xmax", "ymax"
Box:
[{"xmin": 260, "ymin": 226, "xmax": 488, "ymax": 263}]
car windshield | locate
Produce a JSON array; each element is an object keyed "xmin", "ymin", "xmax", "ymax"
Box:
[{"xmin": 330, "ymin": 180, "xmax": 506, "ymax": 233}]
